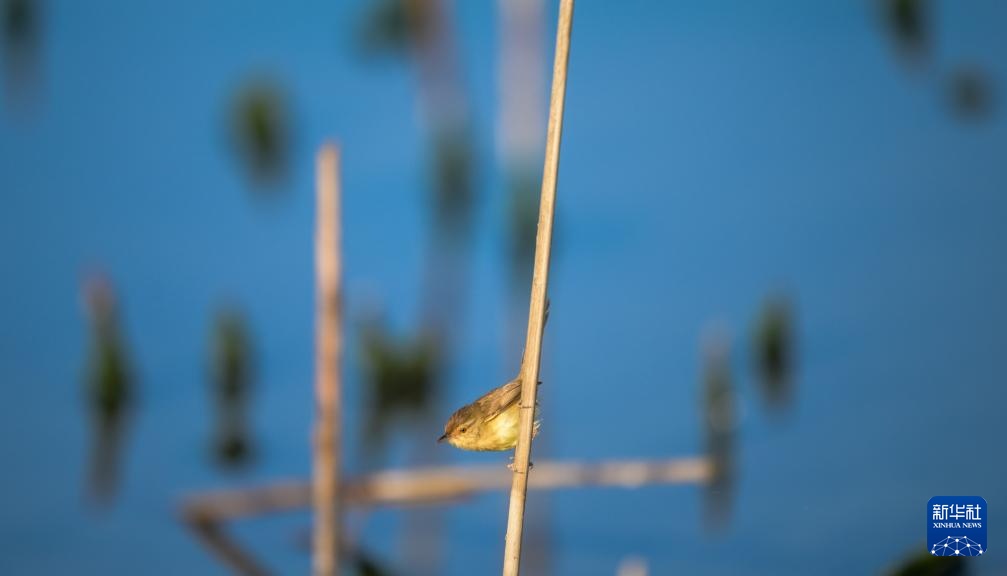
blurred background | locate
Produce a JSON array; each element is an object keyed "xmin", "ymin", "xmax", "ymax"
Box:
[{"xmin": 0, "ymin": 0, "xmax": 1004, "ymax": 574}]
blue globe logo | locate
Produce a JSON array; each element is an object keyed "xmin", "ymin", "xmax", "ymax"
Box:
[{"xmin": 931, "ymin": 536, "xmax": 984, "ymax": 556}]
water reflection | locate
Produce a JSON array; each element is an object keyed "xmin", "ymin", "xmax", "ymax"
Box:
[
  {"xmin": 354, "ymin": 4, "xmax": 475, "ymax": 571},
  {"xmin": 1, "ymin": 0, "xmax": 43, "ymax": 105},
  {"xmin": 209, "ymin": 307, "xmax": 256, "ymax": 470},
  {"xmin": 81, "ymin": 274, "xmax": 133, "ymax": 507},
  {"xmin": 352, "ymin": 547, "xmax": 395, "ymax": 576},
  {"xmin": 701, "ymin": 326, "xmax": 736, "ymax": 531},
  {"xmin": 948, "ymin": 67, "xmax": 994, "ymax": 121}
]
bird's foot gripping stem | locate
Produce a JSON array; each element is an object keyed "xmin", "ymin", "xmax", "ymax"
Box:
[{"xmin": 507, "ymin": 457, "xmax": 533, "ymax": 472}]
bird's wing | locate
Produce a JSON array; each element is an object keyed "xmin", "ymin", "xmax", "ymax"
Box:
[{"xmin": 478, "ymin": 378, "xmax": 522, "ymax": 421}]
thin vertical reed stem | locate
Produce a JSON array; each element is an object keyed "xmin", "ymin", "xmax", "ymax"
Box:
[
  {"xmin": 313, "ymin": 143, "xmax": 343, "ymax": 576},
  {"xmin": 501, "ymin": 1, "xmax": 574, "ymax": 574}
]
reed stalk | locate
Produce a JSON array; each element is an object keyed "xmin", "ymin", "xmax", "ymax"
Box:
[
  {"xmin": 182, "ymin": 457, "xmax": 712, "ymax": 522},
  {"xmin": 502, "ymin": 0, "xmax": 574, "ymax": 573},
  {"xmin": 312, "ymin": 143, "xmax": 343, "ymax": 576}
]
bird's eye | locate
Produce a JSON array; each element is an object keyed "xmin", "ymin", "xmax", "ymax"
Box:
[{"xmin": 459, "ymin": 427, "xmax": 467, "ymax": 433}]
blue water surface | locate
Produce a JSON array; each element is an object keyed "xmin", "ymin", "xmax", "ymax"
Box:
[{"xmin": 1, "ymin": 1, "xmax": 1005, "ymax": 574}]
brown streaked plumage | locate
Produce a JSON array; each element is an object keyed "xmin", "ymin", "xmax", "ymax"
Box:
[{"xmin": 438, "ymin": 378, "xmax": 540, "ymax": 451}]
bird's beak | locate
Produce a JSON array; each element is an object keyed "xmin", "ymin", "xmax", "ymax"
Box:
[{"xmin": 437, "ymin": 433, "xmax": 448, "ymax": 444}]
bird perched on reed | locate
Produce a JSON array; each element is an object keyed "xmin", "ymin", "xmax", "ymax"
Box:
[
  {"xmin": 437, "ymin": 378, "xmax": 540, "ymax": 451},
  {"xmin": 439, "ymin": 301, "xmax": 549, "ymax": 451}
]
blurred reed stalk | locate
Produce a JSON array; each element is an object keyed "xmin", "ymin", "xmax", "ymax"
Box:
[
  {"xmin": 617, "ymin": 557, "xmax": 649, "ymax": 576},
  {"xmin": 313, "ymin": 143, "xmax": 343, "ymax": 576},
  {"xmin": 502, "ymin": 0, "xmax": 574, "ymax": 574},
  {"xmin": 182, "ymin": 457, "xmax": 713, "ymax": 522},
  {"xmin": 497, "ymin": 0, "xmax": 545, "ymax": 170},
  {"xmin": 181, "ymin": 455, "xmax": 709, "ymax": 575},
  {"xmin": 184, "ymin": 518, "xmax": 270, "ymax": 576}
]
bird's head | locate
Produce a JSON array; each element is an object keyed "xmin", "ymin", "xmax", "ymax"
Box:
[{"xmin": 438, "ymin": 406, "xmax": 481, "ymax": 450}]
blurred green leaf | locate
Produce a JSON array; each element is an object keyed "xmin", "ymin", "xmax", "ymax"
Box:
[
  {"xmin": 209, "ymin": 307, "xmax": 255, "ymax": 469},
  {"xmin": 84, "ymin": 276, "xmax": 131, "ymax": 418},
  {"xmin": 432, "ymin": 128, "xmax": 474, "ymax": 230},
  {"xmin": 355, "ymin": 0, "xmax": 435, "ymax": 58},
  {"xmin": 357, "ymin": 0, "xmax": 410, "ymax": 56},
  {"xmin": 229, "ymin": 79, "xmax": 291, "ymax": 186},
  {"xmin": 82, "ymin": 274, "xmax": 133, "ymax": 506},
  {"xmin": 352, "ymin": 548, "xmax": 395, "ymax": 576},
  {"xmin": 361, "ymin": 322, "xmax": 440, "ymax": 448},
  {"xmin": 752, "ymin": 294, "xmax": 795, "ymax": 410},
  {"xmin": 882, "ymin": 0, "xmax": 930, "ymax": 63},
  {"xmin": 507, "ymin": 168, "xmax": 539, "ymax": 273},
  {"xmin": 3, "ymin": 0, "xmax": 35, "ymax": 40},
  {"xmin": 949, "ymin": 67, "xmax": 994, "ymax": 120}
]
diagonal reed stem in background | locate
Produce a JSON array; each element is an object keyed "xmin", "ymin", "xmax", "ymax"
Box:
[
  {"xmin": 502, "ymin": 0, "xmax": 574, "ymax": 574},
  {"xmin": 313, "ymin": 143, "xmax": 343, "ymax": 576},
  {"xmin": 181, "ymin": 457, "xmax": 712, "ymax": 521},
  {"xmin": 181, "ymin": 456, "xmax": 710, "ymax": 576},
  {"xmin": 184, "ymin": 517, "xmax": 272, "ymax": 576}
]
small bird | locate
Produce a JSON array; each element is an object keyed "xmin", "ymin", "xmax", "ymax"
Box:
[
  {"xmin": 442, "ymin": 300, "xmax": 549, "ymax": 451},
  {"xmin": 438, "ymin": 378, "xmax": 540, "ymax": 451}
]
